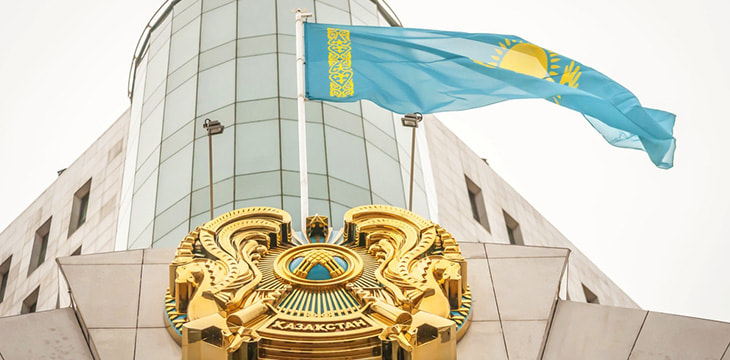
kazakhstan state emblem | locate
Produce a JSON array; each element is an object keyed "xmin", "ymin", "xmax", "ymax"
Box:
[{"xmin": 165, "ymin": 205, "xmax": 472, "ymax": 359}]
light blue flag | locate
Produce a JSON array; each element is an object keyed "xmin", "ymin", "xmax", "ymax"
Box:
[{"xmin": 304, "ymin": 23, "xmax": 676, "ymax": 169}]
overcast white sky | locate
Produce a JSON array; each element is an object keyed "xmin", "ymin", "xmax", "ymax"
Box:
[{"xmin": 0, "ymin": 0, "xmax": 728, "ymax": 322}]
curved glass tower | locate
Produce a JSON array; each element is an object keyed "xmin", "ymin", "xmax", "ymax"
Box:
[{"xmin": 119, "ymin": 0, "xmax": 431, "ymax": 249}]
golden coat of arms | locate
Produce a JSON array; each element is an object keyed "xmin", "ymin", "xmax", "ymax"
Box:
[{"xmin": 165, "ymin": 205, "xmax": 472, "ymax": 359}]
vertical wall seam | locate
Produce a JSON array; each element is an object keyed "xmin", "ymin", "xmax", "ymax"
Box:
[
  {"xmin": 131, "ymin": 258, "xmax": 144, "ymax": 359},
  {"xmin": 484, "ymin": 246, "xmax": 511, "ymax": 359},
  {"xmin": 626, "ymin": 311, "xmax": 649, "ymax": 360},
  {"xmin": 719, "ymin": 340, "xmax": 730, "ymax": 360}
]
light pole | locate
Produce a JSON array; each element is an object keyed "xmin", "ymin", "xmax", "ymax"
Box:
[
  {"xmin": 203, "ymin": 118, "xmax": 224, "ymax": 220},
  {"xmin": 401, "ymin": 113, "xmax": 422, "ymax": 212}
]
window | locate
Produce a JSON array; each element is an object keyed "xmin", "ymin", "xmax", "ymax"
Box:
[
  {"xmin": 465, "ymin": 176, "xmax": 490, "ymax": 232},
  {"xmin": 21, "ymin": 287, "xmax": 39, "ymax": 314},
  {"xmin": 71, "ymin": 246, "xmax": 82, "ymax": 256},
  {"xmin": 502, "ymin": 210, "xmax": 523, "ymax": 245},
  {"xmin": 28, "ymin": 218, "xmax": 52, "ymax": 275},
  {"xmin": 582, "ymin": 283, "xmax": 600, "ymax": 304},
  {"xmin": 68, "ymin": 179, "xmax": 92, "ymax": 236},
  {"xmin": 0, "ymin": 256, "xmax": 11, "ymax": 303}
]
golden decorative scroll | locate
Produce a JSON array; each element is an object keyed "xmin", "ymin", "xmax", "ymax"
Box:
[{"xmin": 165, "ymin": 205, "xmax": 472, "ymax": 360}]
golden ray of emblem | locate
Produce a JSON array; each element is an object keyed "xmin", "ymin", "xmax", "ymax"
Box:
[{"xmin": 165, "ymin": 205, "xmax": 472, "ymax": 359}]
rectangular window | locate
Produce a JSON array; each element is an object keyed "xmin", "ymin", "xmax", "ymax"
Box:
[
  {"xmin": 502, "ymin": 210, "xmax": 524, "ymax": 245},
  {"xmin": 0, "ymin": 256, "xmax": 11, "ymax": 303},
  {"xmin": 21, "ymin": 287, "xmax": 40, "ymax": 314},
  {"xmin": 68, "ymin": 179, "xmax": 92, "ymax": 236},
  {"xmin": 28, "ymin": 218, "xmax": 52, "ymax": 275},
  {"xmin": 465, "ymin": 175, "xmax": 490, "ymax": 232},
  {"xmin": 582, "ymin": 283, "xmax": 600, "ymax": 304}
]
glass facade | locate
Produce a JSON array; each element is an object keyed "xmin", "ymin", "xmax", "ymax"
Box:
[{"xmin": 124, "ymin": 0, "xmax": 430, "ymax": 249}]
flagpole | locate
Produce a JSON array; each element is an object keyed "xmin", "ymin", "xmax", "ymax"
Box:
[
  {"xmin": 295, "ymin": 9, "xmax": 312, "ymax": 232},
  {"xmin": 401, "ymin": 113, "xmax": 423, "ymax": 211}
]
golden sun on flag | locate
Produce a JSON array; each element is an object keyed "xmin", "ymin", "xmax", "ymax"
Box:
[{"xmin": 473, "ymin": 38, "xmax": 582, "ymax": 104}]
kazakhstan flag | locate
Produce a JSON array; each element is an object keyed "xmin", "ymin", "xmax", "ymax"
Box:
[{"xmin": 304, "ymin": 23, "xmax": 676, "ymax": 169}]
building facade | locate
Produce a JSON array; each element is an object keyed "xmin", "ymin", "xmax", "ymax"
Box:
[{"xmin": 1, "ymin": 1, "xmax": 729, "ymax": 359}]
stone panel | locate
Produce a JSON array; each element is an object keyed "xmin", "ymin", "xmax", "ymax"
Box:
[
  {"xmin": 143, "ymin": 247, "xmax": 177, "ymax": 264},
  {"xmin": 466, "ymin": 259, "xmax": 499, "ymax": 321},
  {"xmin": 135, "ymin": 327, "xmax": 182, "ymax": 359},
  {"xmin": 502, "ymin": 320, "xmax": 548, "ymax": 360},
  {"xmin": 137, "ymin": 264, "xmax": 170, "ymax": 328},
  {"xmin": 485, "ymin": 243, "xmax": 569, "ymax": 259},
  {"xmin": 58, "ymin": 250, "xmax": 143, "ymax": 266},
  {"xmin": 629, "ymin": 311, "xmax": 730, "ymax": 360},
  {"xmin": 0, "ymin": 308, "xmax": 93, "ymax": 359},
  {"xmin": 489, "ymin": 257, "xmax": 566, "ymax": 321},
  {"xmin": 542, "ymin": 300, "xmax": 647, "ymax": 360},
  {"xmin": 460, "ymin": 242, "xmax": 487, "ymax": 259},
  {"xmin": 89, "ymin": 328, "xmax": 136, "ymax": 360},
  {"xmin": 61, "ymin": 263, "xmax": 142, "ymax": 328},
  {"xmin": 457, "ymin": 321, "xmax": 508, "ymax": 360}
]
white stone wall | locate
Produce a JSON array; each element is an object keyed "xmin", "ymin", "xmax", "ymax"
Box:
[
  {"xmin": 0, "ymin": 109, "xmax": 130, "ymax": 316},
  {"xmin": 424, "ymin": 116, "xmax": 638, "ymax": 309}
]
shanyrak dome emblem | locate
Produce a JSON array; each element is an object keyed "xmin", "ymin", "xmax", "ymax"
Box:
[{"xmin": 165, "ymin": 205, "xmax": 472, "ymax": 360}]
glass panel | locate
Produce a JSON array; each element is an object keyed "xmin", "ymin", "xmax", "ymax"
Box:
[
  {"xmin": 199, "ymin": 41, "xmax": 236, "ymax": 71},
  {"xmin": 172, "ymin": 0, "xmax": 201, "ymax": 33},
  {"xmin": 278, "ymin": 53, "xmax": 296, "ymax": 99},
  {"xmin": 350, "ymin": 0, "xmax": 377, "ymax": 25},
  {"xmin": 239, "ymin": 0, "xmax": 276, "ymax": 37},
  {"xmin": 143, "ymin": 39, "xmax": 170, "ymax": 98},
  {"xmin": 197, "ymin": 59, "xmax": 235, "ymax": 115},
  {"xmin": 203, "ymin": 0, "xmax": 234, "ymax": 12},
  {"xmin": 161, "ymin": 120, "xmax": 194, "ymax": 161},
  {"xmin": 325, "ymin": 126, "xmax": 369, "ymax": 188},
  {"xmin": 315, "ymin": 1, "xmax": 350, "ymax": 24},
  {"xmin": 411, "ymin": 187, "xmax": 429, "ymax": 219},
  {"xmin": 309, "ymin": 198, "xmax": 331, "ymax": 221},
  {"xmin": 306, "ymin": 122, "xmax": 327, "ymax": 174},
  {"xmin": 200, "ymin": 2, "xmax": 236, "ymax": 52},
  {"xmin": 277, "ymin": 0, "xmax": 315, "ymax": 35},
  {"xmin": 153, "ymin": 195, "xmax": 191, "ymax": 239},
  {"xmin": 235, "ymin": 120, "xmax": 281, "ymax": 174},
  {"xmin": 195, "ymin": 104, "xmax": 235, "ymax": 139},
  {"xmin": 235, "ymin": 196, "xmax": 282, "ymax": 210},
  {"xmin": 192, "ymin": 125, "xmax": 234, "ymax": 189},
  {"xmin": 328, "ymin": 177, "xmax": 371, "ymax": 207},
  {"xmin": 156, "ymin": 143, "xmax": 194, "ymax": 213},
  {"xmin": 163, "ymin": 77, "xmax": 198, "ymax": 139},
  {"xmin": 236, "ymin": 99, "xmax": 279, "ymax": 124},
  {"xmin": 129, "ymin": 222, "xmax": 153, "ymax": 249},
  {"xmin": 134, "ymin": 147, "xmax": 160, "ymax": 193},
  {"xmin": 190, "ymin": 177, "xmax": 234, "ymax": 216},
  {"xmin": 142, "ymin": 83, "xmax": 165, "ymax": 118},
  {"xmin": 317, "ymin": 0, "xmax": 349, "ymax": 12},
  {"xmin": 364, "ymin": 121, "xmax": 398, "ymax": 160},
  {"xmin": 238, "ymin": 35, "xmax": 277, "ymax": 57},
  {"xmin": 280, "ymin": 120, "xmax": 297, "ymax": 171},
  {"xmin": 153, "ymin": 220, "xmax": 190, "ymax": 248},
  {"xmin": 169, "ymin": 16, "xmax": 201, "ymax": 72},
  {"xmin": 366, "ymin": 143, "xmax": 405, "ymax": 208},
  {"xmin": 323, "ymin": 104, "xmax": 363, "ymax": 136},
  {"xmin": 282, "ymin": 171, "xmax": 328, "ymax": 198},
  {"xmin": 361, "ymin": 100, "xmax": 395, "ymax": 136},
  {"xmin": 235, "ymin": 171, "xmax": 281, "ymax": 200},
  {"xmin": 329, "ymin": 202, "xmax": 350, "ymax": 230},
  {"xmin": 189, "ymin": 211, "xmax": 210, "ymax": 231},
  {"xmin": 282, "ymin": 195, "xmax": 301, "ymax": 230},
  {"xmin": 150, "ymin": 13, "xmax": 172, "ymax": 46},
  {"xmin": 128, "ymin": 169, "xmax": 158, "ymax": 242},
  {"xmin": 277, "ymin": 34, "xmax": 295, "ymax": 55},
  {"xmin": 167, "ymin": 57, "xmax": 198, "ymax": 92},
  {"xmin": 279, "ymin": 98, "xmax": 323, "ymax": 123},
  {"xmin": 137, "ymin": 105, "xmax": 164, "ymax": 165},
  {"xmin": 237, "ymin": 54, "xmax": 278, "ymax": 101},
  {"xmin": 329, "ymin": 99, "xmax": 362, "ymax": 115}
]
